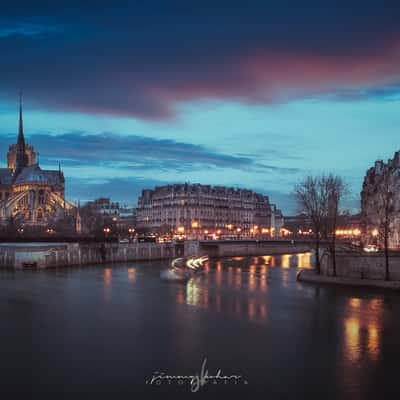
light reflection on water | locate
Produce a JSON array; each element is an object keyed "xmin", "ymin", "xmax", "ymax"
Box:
[
  {"xmin": 1, "ymin": 250, "xmax": 397, "ymax": 398},
  {"xmin": 174, "ymin": 252, "xmax": 385, "ymax": 371},
  {"xmin": 103, "ymin": 267, "xmax": 113, "ymax": 302},
  {"xmin": 100, "ymin": 251, "xmax": 386, "ymax": 383},
  {"xmin": 343, "ymin": 297, "xmax": 383, "ymax": 364},
  {"xmin": 127, "ymin": 267, "xmax": 136, "ymax": 283},
  {"xmin": 176, "ymin": 252, "xmax": 311, "ymax": 323}
]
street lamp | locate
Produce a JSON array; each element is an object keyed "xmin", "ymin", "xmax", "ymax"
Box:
[
  {"xmin": 128, "ymin": 227, "xmax": 135, "ymax": 242},
  {"xmin": 253, "ymin": 225, "xmax": 258, "ymax": 239},
  {"xmin": 236, "ymin": 227, "xmax": 241, "ymax": 239},
  {"xmin": 191, "ymin": 221, "xmax": 199, "ymax": 238},
  {"xmin": 177, "ymin": 226, "xmax": 185, "ymax": 240},
  {"xmin": 103, "ymin": 227, "xmax": 111, "ymax": 239}
]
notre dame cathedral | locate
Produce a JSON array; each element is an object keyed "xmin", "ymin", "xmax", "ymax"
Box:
[{"xmin": 0, "ymin": 97, "xmax": 75, "ymax": 226}]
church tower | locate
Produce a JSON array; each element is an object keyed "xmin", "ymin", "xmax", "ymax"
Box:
[
  {"xmin": 14, "ymin": 93, "xmax": 29, "ymax": 176},
  {"xmin": 7, "ymin": 94, "xmax": 37, "ymax": 172}
]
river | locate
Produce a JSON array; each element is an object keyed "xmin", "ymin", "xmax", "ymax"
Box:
[{"xmin": 0, "ymin": 252, "xmax": 399, "ymax": 399}]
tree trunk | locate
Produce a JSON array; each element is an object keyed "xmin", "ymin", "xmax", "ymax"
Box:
[
  {"xmin": 315, "ymin": 234, "xmax": 320, "ymax": 274},
  {"xmin": 331, "ymin": 238, "xmax": 337, "ymax": 277},
  {"xmin": 384, "ymin": 226, "xmax": 389, "ymax": 281}
]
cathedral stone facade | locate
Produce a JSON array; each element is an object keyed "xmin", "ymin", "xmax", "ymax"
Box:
[{"xmin": 0, "ymin": 98, "xmax": 74, "ymax": 226}]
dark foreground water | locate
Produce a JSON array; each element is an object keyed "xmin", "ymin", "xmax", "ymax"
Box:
[{"xmin": 1, "ymin": 252, "xmax": 400, "ymax": 399}]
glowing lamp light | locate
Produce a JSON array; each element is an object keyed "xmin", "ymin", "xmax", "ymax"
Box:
[
  {"xmin": 191, "ymin": 221, "xmax": 199, "ymax": 229},
  {"xmin": 177, "ymin": 226, "xmax": 185, "ymax": 233},
  {"xmin": 236, "ymin": 227, "xmax": 241, "ymax": 232},
  {"xmin": 372, "ymin": 228, "xmax": 379, "ymax": 237}
]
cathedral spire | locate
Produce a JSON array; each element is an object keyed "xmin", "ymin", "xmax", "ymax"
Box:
[
  {"xmin": 15, "ymin": 92, "xmax": 28, "ymax": 176},
  {"xmin": 17, "ymin": 91, "xmax": 25, "ymax": 149}
]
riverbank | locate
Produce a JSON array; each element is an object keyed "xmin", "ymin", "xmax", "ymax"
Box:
[
  {"xmin": 297, "ymin": 269, "xmax": 400, "ymax": 290},
  {"xmin": 0, "ymin": 242, "xmax": 177, "ymax": 269},
  {"xmin": 0, "ymin": 240, "xmax": 312, "ymax": 269}
]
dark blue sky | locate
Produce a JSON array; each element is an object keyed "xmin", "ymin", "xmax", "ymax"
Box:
[{"xmin": 1, "ymin": 1, "xmax": 400, "ymax": 212}]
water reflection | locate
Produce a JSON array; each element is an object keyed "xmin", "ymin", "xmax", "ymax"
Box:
[
  {"xmin": 298, "ymin": 252, "xmax": 312, "ymax": 269},
  {"xmin": 343, "ymin": 297, "xmax": 383, "ymax": 364},
  {"xmin": 103, "ymin": 268, "xmax": 112, "ymax": 287},
  {"xmin": 175, "ymin": 253, "xmax": 311, "ymax": 323},
  {"xmin": 127, "ymin": 267, "xmax": 136, "ymax": 283},
  {"xmin": 103, "ymin": 267, "xmax": 112, "ymax": 301},
  {"xmin": 176, "ymin": 253, "xmax": 384, "ymax": 365}
]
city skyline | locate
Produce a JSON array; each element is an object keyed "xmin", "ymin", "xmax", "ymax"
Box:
[{"xmin": 1, "ymin": 1, "xmax": 400, "ymax": 212}]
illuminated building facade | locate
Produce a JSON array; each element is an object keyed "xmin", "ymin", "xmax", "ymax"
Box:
[
  {"xmin": 0, "ymin": 97, "xmax": 74, "ymax": 226},
  {"xmin": 361, "ymin": 151, "xmax": 400, "ymax": 248},
  {"xmin": 136, "ymin": 183, "xmax": 283, "ymax": 236}
]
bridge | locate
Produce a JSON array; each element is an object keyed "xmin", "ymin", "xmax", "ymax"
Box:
[{"xmin": 184, "ymin": 239, "xmax": 312, "ymax": 258}]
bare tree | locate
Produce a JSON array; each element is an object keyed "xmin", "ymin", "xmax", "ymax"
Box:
[
  {"xmin": 294, "ymin": 176, "xmax": 329, "ymax": 273},
  {"xmin": 373, "ymin": 169, "xmax": 394, "ymax": 281},
  {"xmin": 322, "ymin": 175, "xmax": 347, "ymax": 277}
]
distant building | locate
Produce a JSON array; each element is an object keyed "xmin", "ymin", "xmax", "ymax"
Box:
[
  {"xmin": 283, "ymin": 213, "xmax": 312, "ymax": 235},
  {"xmin": 86, "ymin": 198, "xmax": 121, "ymax": 216},
  {"xmin": 0, "ymin": 96, "xmax": 74, "ymax": 226},
  {"xmin": 361, "ymin": 151, "xmax": 400, "ymax": 248},
  {"xmin": 136, "ymin": 183, "xmax": 283, "ymax": 236},
  {"xmin": 84, "ymin": 198, "xmax": 136, "ymax": 233}
]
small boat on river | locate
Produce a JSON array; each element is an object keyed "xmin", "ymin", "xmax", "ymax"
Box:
[{"xmin": 160, "ymin": 255, "xmax": 208, "ymax": 282}]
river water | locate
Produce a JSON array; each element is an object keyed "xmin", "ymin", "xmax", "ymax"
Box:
[{"xmin": 1, "ymin": 252, "xmax": 399, "ymax": 399}]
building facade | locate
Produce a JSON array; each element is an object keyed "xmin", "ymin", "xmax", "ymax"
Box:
[
  {"xmin": 86, "ymin": 198, "xmax": 121, "ymax": 216},
  {"xmin": 361, "ymin": 151, "xmax": 400, "ymax": 248},
  {"xmin": 0, "ymin": 98, "xmax": 74, "ymax": 226},
  {"xmin": 136, "ymin": 183, "xmax": 283, "ymax": 236}
]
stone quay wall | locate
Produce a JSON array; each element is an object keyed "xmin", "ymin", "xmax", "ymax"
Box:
[
  {"xmin": 0, "ymin": 242, "xmax": 176, "ymax": 269},
  {"xmin": 0, "ymin": 240, "xmax": 312, "ymax": 270},
  {"xmin": 320, "ymin": 251, "xmax": 400, "ymax": 281}
]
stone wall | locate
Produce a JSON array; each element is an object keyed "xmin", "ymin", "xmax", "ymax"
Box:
[
  {"xmin": 320, "ymin": 251, "xmax": 400, "ymax": 281},
  {"xmin": 0, "ymin": 242, "xmax": 176, "ymax": 269},
  {"xmin": 0, "ymin": 240, "xmax": 313, "ymax": 269},
  {"xmin": 197, "ymin": 240, "xmax": 311, "ymax": 258}
]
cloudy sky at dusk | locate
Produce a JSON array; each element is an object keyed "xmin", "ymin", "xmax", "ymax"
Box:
[{"xmin": 1, "ymin": 1, "xmax": 400, "ymax": 212}]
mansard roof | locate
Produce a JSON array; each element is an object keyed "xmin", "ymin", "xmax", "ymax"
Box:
[
  {"xmin": 14, "ymin": 164, "xmax": 64, "ymax": 186},
  {"xmin": 0, "ymin": 168, "xmax": 13, "ymax": 185}
]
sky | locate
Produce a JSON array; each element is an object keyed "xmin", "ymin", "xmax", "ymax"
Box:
[{"xmin": 1, "ymin": 1, "xmax": 400, "ymax": 213}]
